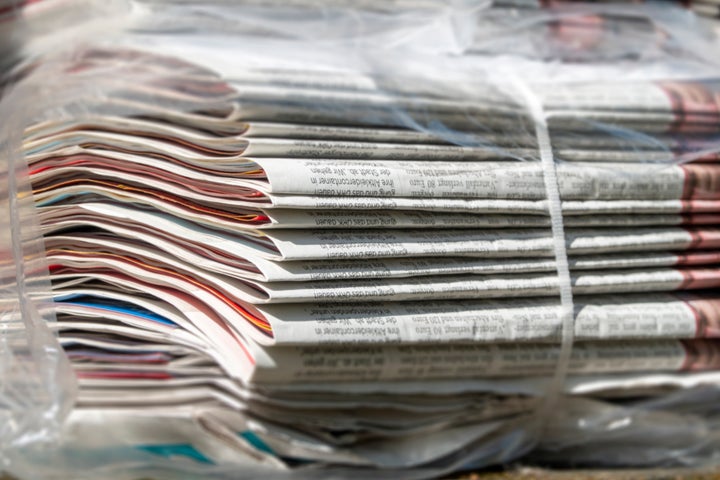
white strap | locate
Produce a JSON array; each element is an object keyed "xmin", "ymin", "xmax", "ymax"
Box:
[{"xmin": 510, "ymin": 78, "xmax": 576, "ymax": 427}]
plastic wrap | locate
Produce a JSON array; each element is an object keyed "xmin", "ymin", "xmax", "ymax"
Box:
[
  {"xmin": 2, "ymin": 1, "xmax": 720, "ymax": 478},
  {"xmin": 0, "ymin": 0, "xmax": 75, "ymax": 467}
]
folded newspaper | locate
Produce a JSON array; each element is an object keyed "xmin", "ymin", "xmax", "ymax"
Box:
[{"xmin": 3, "ymin": 1, "xmax": 720, "ymax": 479}]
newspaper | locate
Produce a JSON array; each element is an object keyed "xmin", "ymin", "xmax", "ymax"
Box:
[
  {"xmin": 25, "ymin": 120, "xmax": 718, "ymax": 165},
  {"xmin": 91, "ymin": 43, "xmax": 720, "ymax": 136},
  {"xmin": 33, "ymin": 189, "xmax": 720, "ymax": 231},
  {"xmin": 52, "ymin": 275, "xmax": 720, "ymax": 346},
  {"xmin": 250, "ymin": 339, "xmax": 720, "ymax": 384},
  {"xmin": 50, "ymin": 303, "xmax": 720, "ymax": 384},
  {"xmin": 57, "ymin": 403, "xmax": 517, "ymax": 471},
  {"xmin": 18, "ymin": 115, "xmax": 702, "ymax": 151},
  {"xmin": 55, "ymin": 383, "xmax": 720, "ymax": 473},
  {"xmin": 138, "ymin": 73, "xmax": 720, "ymax": 135},
  {"xmin": 72, "ymin": 383, "xmax": 531, "ymax": 442},
  {"xmin": 45, "ymin": 245, "xmax": 720, "ymax": 305},
  {"xmin": 27, "ymin": 145, "xmax": 720, "ymax": 201},
  {"xmin": 49, "ymin": 296, "xmax": 717, "ymax": 398},
  {"xmin": 36, "ymin": 204, "xmax": 720, "ymax": 261},
  {"xmin": 41, "ymin": 233, "xmax": 720, "ymax": 282},
  {"xmin": 34, "ymin": 192, "xmax": 720, "ymax": 229}
]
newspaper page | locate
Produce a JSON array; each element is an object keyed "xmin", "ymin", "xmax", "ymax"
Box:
[
  {"xmin": 251, "ymin": 339, "xmax": 720, "ymax": 384},
  {"xmin": 28, "ymin": 146, "xmax": 719, "ymax": 201},
  {"xmin": 36, "ymin": 203, "xmax": 720, "ymax": 260},
  {"xmin": 46, "ymin": 296, "xmax": 720, "ymax": 392},
  {"xmin": 44, "ymin": 247, "xmax": 720, "ymax": 304},
  {"xmin": 51, "ymin": 271, "xmax": 720, "ymax": 346},
  {"xmin": 40, "ymin": 233, "xmax": 720, "ymax": 282}
]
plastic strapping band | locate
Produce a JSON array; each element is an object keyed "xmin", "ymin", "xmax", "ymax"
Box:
[{"xmin": 511, "ymin": 79, "xmax": 576, "ymax": 432}]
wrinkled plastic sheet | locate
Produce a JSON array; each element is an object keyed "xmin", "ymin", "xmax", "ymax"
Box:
[{"xmin": 2, "ymin": 1, "xmax": 720, "ymax": 478}]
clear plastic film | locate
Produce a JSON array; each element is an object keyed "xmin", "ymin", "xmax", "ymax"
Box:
[
  {"xmin": 0, "ymin": 0, "xmax": 85, "ymax": 467},
  {"xmin": 0, "ymin": 0, "xmax": 242, "ymax": 474},
  {"xmin": 3, "ymin": 0, "xmax": 720, "ymax": 479}
]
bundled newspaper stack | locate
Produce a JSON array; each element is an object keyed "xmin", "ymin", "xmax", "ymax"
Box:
[{"xmin": 4, "ymin": 0, "xmax": 720, "ymax": 478}]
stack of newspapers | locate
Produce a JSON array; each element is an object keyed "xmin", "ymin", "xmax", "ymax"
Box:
[{"xmin": 4, "ymin": 0, "xmax": 720, "ymax": 477}]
